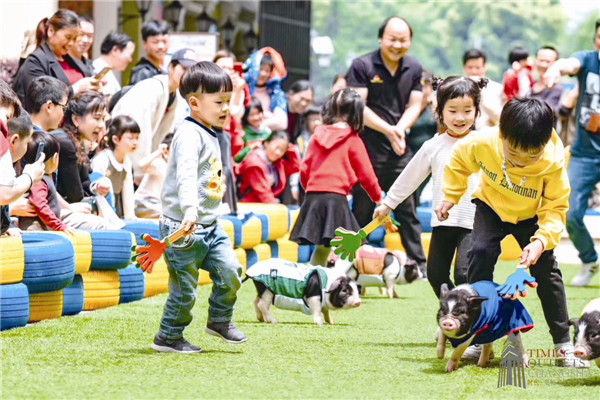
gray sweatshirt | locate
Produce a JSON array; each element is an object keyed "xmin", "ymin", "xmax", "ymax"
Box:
[{"xmin": 161, "ymin": 117, "xmax": 224, "ymax": 225}]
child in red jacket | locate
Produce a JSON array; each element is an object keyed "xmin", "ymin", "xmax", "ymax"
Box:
[{"xmin": 290, "ymin": 89, "xmax": 382, "ymax": 266}]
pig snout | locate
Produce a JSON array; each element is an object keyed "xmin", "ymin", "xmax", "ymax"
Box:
[
  {"xmin": 574, "ymin": 345, "xmax": 590, "ymax": 359},
  {"xmin": 439, "ymin": 316, "xmax": 460, "ymax": 332},
  {"xmin": 348, "ymin": 297, "xmax": 361, "ymax": 308}
]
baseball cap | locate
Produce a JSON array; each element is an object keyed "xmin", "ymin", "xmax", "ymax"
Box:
[{"xmin": 170, "ymin": 48, "xmax": 201, "ymax": 68}]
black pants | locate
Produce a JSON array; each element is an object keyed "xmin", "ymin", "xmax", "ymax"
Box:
[
  {"xmin": 427, "ymin": 226, "xmax": 472, "ymax": 298},
  {"xmin": 352, "ymin": 159, "xmax": 426, "ymax": 265},
  {"xmin": 467, "ymin": 199, "xmax": 570, "ymax": 344}
]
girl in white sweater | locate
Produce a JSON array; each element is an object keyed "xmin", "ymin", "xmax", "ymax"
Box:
[{"xmin": 373, "ymin": 76, "xmax": 487, "ymax": 298}]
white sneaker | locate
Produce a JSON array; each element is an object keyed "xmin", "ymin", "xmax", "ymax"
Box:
[
  {"xmin": 461, "ymin": 344, "xmax": 495, "ymax": 361},
  {"xmin": 555, "ymin": 342, "xmax": 590, "ymax": 368},
  {"xmin": 571, "ymin": 260, "xmax": 599, "ymax": 287}
]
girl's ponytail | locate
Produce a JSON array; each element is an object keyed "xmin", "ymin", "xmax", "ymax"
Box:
[
  {"xmin": 431, "ymin": 76, "xmax": 444, "ymax": 91},
  {"xmin": 477, "ymin": 77, "xmax": 489, "ymax": 89},
  {"xmin": 35, "ymin": 18, "xmax": 50, "ymax": 49}
]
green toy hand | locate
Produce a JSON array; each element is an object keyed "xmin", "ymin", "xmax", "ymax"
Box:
[{"xmin": 330, "ymin": 228, "xmax": 367, "ymax": 262}]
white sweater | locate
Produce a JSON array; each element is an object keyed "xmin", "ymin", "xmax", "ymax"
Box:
[{"xmin": 383, "ymin": 132, "xmax": 480, "ymax": 230}]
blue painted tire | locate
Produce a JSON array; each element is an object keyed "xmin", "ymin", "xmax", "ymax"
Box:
[
  {"xmin": 62, "ymin": 275, "xmax": 84, "ymax": 316},
  {"xmin": 219, "ymin": 215, "xmax": 243, "ymax": 247},
  {"xmin": 268, "ymin": 241, "xmax": 279, "ymax": 258},
  {"xmin": 21, "ymin": 233, "xmax": 75, "ymax": 294},
  {"xmin": 118, "ymin": 265, "xmax": 145, "ymax": 304},
  {"xmin": 251, "ymin": 213, "xmax": 269, "ymax": 242},
  {"xmin": 298, "ymin": 245, "xmax": 314, "ymax": 264},
  {"xmin": 121, "ymin": 219, "xmax": 159, "ymax": 244},
  {"xmin": 88, "ymin": 230, "xmax": 134, "ymax": 270},
  {"xmin": 246, "ymin": 250, "xmax": 258, "ymax": 268},
  {"xmin": 0, "ymin": 283, "xmax": 29, "ymax": 330}
]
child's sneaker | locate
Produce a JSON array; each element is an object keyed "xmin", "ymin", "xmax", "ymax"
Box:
[
  {"xmin": 461, "ymin": 344, "xmax": 495, "ymax": 361},
  {"xmin": 151, "ymin": 335, "xmax": 202, "ymax": 354},
  {"xmin": 205, "ymin": 322, "xmax": 248, "ymax": 344},
  {"xmin": 555, "ymin": 342, "xmax": 590, "ymax": 368},
  {"xmin": 571, "ymin": 260, "xmax": 599, "ymax": 287}
]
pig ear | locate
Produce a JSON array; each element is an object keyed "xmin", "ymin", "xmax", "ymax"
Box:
[
  {"xmin": 568, "ymin": 318, "xmax": 579, "ymax": 327},
  {"xmin": 326, "ymin": 276, "xmax": 350, "ymax": 293},
  {"xmin": 440, "ymin": 283, "xmax": 449, "ymax": 297},
  {"xmin": 467, "ymin": 296, "xmax": 488, "ymax": 306}
]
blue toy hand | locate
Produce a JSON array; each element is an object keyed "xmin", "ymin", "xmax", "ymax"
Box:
[{"xmin": 497, "ymin": 268, "xmax": 538, "ymax": 300}]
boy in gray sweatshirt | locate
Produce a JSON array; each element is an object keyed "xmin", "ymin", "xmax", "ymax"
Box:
[{"xmin": 152, "ymin": 61, "xmax": 246, "ymax": 354}]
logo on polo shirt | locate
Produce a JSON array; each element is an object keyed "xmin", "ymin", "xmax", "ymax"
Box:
[{"xmin": 370, "ymin": 75, "xmax": 383, "ymax": 84}]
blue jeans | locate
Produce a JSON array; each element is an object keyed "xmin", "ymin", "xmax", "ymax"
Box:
[
  {"xmin": 566, "ymin": 156, "xmax": 600, "ymax": 264},
  {"xmin": 157, "ymin": 218, "xmax": 242, "ymax": 341}
]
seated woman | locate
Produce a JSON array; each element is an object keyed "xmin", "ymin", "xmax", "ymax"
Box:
[
  {"xmin": 236, "ymin": 131, "xmax": 300, "ymax": 204},
  {"xmin": 52, "ymin": 91, "xmax": 121, "ymax": 229}
]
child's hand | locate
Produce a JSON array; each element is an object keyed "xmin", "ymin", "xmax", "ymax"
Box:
[
  {"xmin": 64, "ymin": 226, "xmax": 78, "ymax": 236},
  {"xmin": 373, "ymin": 204, "xmax": 392, "ymax": 220},
  {"xmin": 519, "ymin": 239, "xmax": 544, "ymax": 267},
  {"xmin": 23, "ymin": 154, "xmax": 46, "ymax": 185},
  {"xmin": 94, "ymin": 177, "xmax": 111, "ymax": 197},
  {"xmin": 5, "ymin": 227, "xmax": 22, "ymax": 237},
  {"xmin": 181, "ymin": 214, "xmax": 198, "ymax": 234},
  {"xmin": 435, "ymin": 201, "xmax": 454, "ymax": 221}
]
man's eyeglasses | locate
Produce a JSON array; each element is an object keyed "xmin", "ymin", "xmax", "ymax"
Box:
[{"xmin": 52, "ymin": 101, "xmax": 67, "ymax": 111}]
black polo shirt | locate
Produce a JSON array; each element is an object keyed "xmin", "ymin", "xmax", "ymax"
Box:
[{"xmin": 346, "ymin": 49, "xmax": 422, "ymax": 165}]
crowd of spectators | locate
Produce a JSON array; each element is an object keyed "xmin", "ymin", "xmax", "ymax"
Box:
[{"xmin": 1, "ymin": 9, "xmax": 599, "ymax": 292}]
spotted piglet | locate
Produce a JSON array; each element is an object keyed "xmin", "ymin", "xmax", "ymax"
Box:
[
  {"xmin": 246, "ymin": 258, "xmax": 361, "ymax": 326},
  {"xmin": 570, "ymin": 298, "xmax": 600, "ymax": 368},
  {"xmin": 436, "ymin": 281, "xmax": 534, "ymax": 372}
]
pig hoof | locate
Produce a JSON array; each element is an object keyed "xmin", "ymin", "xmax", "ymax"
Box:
[{"xmin": 445, "ymin": 362, "xmax": 458, "ymax": 372}]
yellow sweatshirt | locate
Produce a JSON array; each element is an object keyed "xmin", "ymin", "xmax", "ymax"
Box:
[{"xmin": 443, "ymin": 126, "xmax": 570, "ymax": 250}]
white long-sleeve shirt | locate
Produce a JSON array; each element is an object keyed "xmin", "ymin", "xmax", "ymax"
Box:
[{"xmin": 383, "ymin": 132, "xmax": 480, "ymax": 230}]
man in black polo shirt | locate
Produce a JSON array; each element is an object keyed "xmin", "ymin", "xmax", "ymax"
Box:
[{"xmin": 346, "ymin": 16, "xmax": 427, "ymax": 276}]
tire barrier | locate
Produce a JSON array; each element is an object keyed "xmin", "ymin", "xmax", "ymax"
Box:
[
  {"xmin": 239, "ymin": 214, "xmax": 263, "ymax": 250},
  {"xmin": 29, "ymin": 290, "xmax": 63, "ymax": 322},
  {"xmin": 246, "ymin": 243, "xmax": 272, "ymax": 268},
  {"xmin": 81, "ymin": 270, "xmax": 120, "ymax": 310},
  {"xmin": 88, "ymin": 230, "xmax": 134, "ymax": 270},
  {"xmin": 21, "ymin": 232, "xmax": 75, "ymax": 294},
  {"xmin": 218, "ymin": 218, "xmax": 236, "ymax": 247},
  {"xmin": 297, "ymin": 244, "xmax": 315, "ymax": 264},
  {"xmin": 118, "ymin": 265, "xmax": 145, "ymax": 304},
  {"xmin": 239, "ymin": 203, "xmax": 289, "ymax": 241},
  {"xmin": 367, "ymin": 226, "xmax": 386, "ymax": 248},
  {"xmin": 121, "ymin": 219, "xmax": 159, "ymax": 245},
  {"xmin": 144, "ymin": 256, "xmax": 169, "ymax": 298},
  {"xmin": 219, "ymin": 215, "xmax": 243, "ymax": 247},
  {"xmin": 268, "ymin": 237, "xmax": 299, "ymax": 263},
  {"xmin": 287, "ymin": 206, "xmax": 300, "ymax": 231},
  {"xmin": 62, "ymin": 275, "xmax": 84, "ymax": 316},
  {"xmin": 37, "ymin": 231, "xmax": 92, "ymax": 275},
  {"xmin": 0, "ymin": 283, "xmax": 29, "ymax": 331},
  {"xmin": 0, "ymin": 236, "xmax": 25, "ymax": 284}
]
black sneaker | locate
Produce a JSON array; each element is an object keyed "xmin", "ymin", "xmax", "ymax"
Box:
[
  {"xmin": 151, "ymin": 335, "xmax": 202, "ymax": 354},
  {"xmin": 205, "ymin": 322, "xmax": 248, "ymax": 344}
]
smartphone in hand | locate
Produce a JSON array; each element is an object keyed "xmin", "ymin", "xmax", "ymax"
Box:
[
  {"xmin": 94, "ymin": 67, "xmax": 111, "ymax": 80},
  {"xmin": 35, "ymin": 143, "xmax": 45, "ymax": 161}
]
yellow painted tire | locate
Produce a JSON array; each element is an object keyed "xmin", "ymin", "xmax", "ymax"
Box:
[
  {"xmin": 385, "ymin": 232, "xmax": 432, "ymax": 257},
  {"xmin": 235, "ymin": 247, "xmax": 247, "ymax": 273},
  {"xmin": 238, "ymin": 203, "xmax": 289, "ymax": 241},
  {"xmin": 0, "ymin": 236, "xmax": 25, "ymax": 284},
  {"xmin": 198, "ymin": 248, "xmax": 248, "ymax": 286},
  {"xmin": 35, "ymin": 231, "xmax": 92, "ymax": 274},
  {"xmin": 144, "ymin": 256, "xmax": 169, "ymax": 298},
  {"xmin": 81, "ymin": 270, "xmax": 120, "ymax": 310},
  {"xmin": 29, "ymin": 290, "xmax": 63, "ymax": 322},
  {"xmin": 246, "ymin": 243, "xmax": 272, "ymax": 268},
  {"xmin": 240, "ymin": 215, "xmax": 262, "ymax": 249},
  {"xmin": 273, "ymin": 237, "xmax": 299, "ymax": 263}
]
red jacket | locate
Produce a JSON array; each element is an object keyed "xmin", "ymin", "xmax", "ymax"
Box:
[
  {"xmin": 300, "ymin": 124, "xmax": 382, "ymax": 203},
  {"xmin": 237, "ymin": 144, "xmax": 301, "ymax": 204}
]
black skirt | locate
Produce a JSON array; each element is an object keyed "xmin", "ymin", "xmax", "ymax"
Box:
[{"xmin": 289, "ymin": 192, "xmax": 360, "ymax": 246}]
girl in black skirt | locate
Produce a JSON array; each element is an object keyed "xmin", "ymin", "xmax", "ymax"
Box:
[{"xmin": 290, "ymin": 89, "xmax": 383, "ymax": 266}]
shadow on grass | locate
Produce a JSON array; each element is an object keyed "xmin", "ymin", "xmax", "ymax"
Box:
[
  {"xmin": 122, "ymin": 348, "xmax": 244, "ymax": 355},
  {"xmin": 237, "ymin": 320, "xmax": 350, "ymax": 326},
  {"xmin": 360, "ymin": 342, "xmax": 436, "ymax": 348}
]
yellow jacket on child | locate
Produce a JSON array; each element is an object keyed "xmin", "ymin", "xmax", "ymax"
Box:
[{"xmin": 443, "ymin": 126, "xmax": 570, "ymax": 251}]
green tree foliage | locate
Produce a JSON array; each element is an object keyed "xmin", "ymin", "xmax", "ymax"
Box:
[{"xmin": 311, "ymin": 0, "xmax": 593, "ymax": 99}]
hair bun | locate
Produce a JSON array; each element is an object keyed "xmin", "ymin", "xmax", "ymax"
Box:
[
  {"xmin": 431, "ymin": 77, "xmax": 444, "ymax": 91},
  {"xmin": 477, "ymin": 77, "xmax": 489, "ymax": 89}
]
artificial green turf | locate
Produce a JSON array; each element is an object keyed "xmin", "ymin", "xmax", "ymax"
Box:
[{"xmin": 1, "ymin": 261, "xmax": 599, "ymax": 399}]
